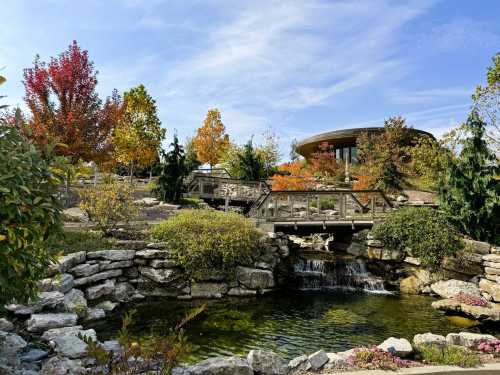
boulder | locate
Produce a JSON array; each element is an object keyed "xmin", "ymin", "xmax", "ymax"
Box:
[
  {"xmin": 62, "ymin": 207, "xmax": 88, "ymax": 222},
  {"xmin": 0, "ymin": 331, "xmax": 27, "ymax": 357},
  {"xmin": 136, "ymin": 249, "xmax": 171, "ymax": 259},
  {"xmin": 287, "ymin": 355, "xmax": 308, "ymax": 374},
  {"xmin": 325, "ymin": 353, "xmax": 347, "ymax": 368},
  {"xmin": 446, "ymin": 332, "xmax": 497, "ymax": 348},
  {"xmin": 74, "ymin": 269, "xmax": 122, "ymax": 287},
  {"xmin": 173, "ymin": 356, "xmax": 253, "ymax": 375},
  {"xmin": 430, "ymin": 279, "xmax": 481, "ymax": 299},
  {"xmin": 378, "ymin": 337, "xmax": 413, "ymax": 357},
  {"xmin": 191, "ymin": 283, "xmax": 228, "ymax": 298},
  {"xmin": 37, "ymin": 290, "xmax": 65, "ymax": 309},
  {"xmin": 114, "ymin": 282, "xmax": 136, "ymax": 302},
  {"xmin": 69, "ymin": 263, "xmax": 100, "ymax": 277},
  {"xmin": 308, "ymin": 350, "xmax": 329, "ymax": 370},
  {"xmin": 5, "ymin": 303, "xmax": 38, "ymax": 315},
  {"xmin": 404, "ymin": 257, "xmax": 421, "ymax": 266},
  {"xmin": 20, "ymin": 348, "xmax": 49, "ymax": 362},
  {"xmin": 40, "ymin": 356, "xmax": 85, "ymax": 375},
  {"xmin": 479, "ymin": 279, "xmax": 500, "ymax": 302},
  {"xmin": 86, "ymin": 279, "xmax": 115, "ymax": 300},
  {"xmin": 236, "ymin": 267, "xmax": 274, "ymax": 290},
  {"xmin": 27, "ymin": 313, "xmax": 78, "ymax": 332},
  {"xmin": 86, "ymin": 250, "xmax": 135, "ymax": 261},
  {"xmin": 84, "ymin": 308, "xmax": 106, "ymax": 321},
  {"xmin": 38, "ymin": 273, "xmax": 74, "ymax": 293},
  {"xmin": 52, "ymin": 334, "xmax": 88, "ymax": 358},
  {"xmin": 0, "ymin": 318, "xmax": 14, "ymax": 332},
  {"xmin": 63, "ymin": 289, "xmax": 88, "ymax": 317},
  {"xmin": 95, "ymin": 300, "xmax": 118, "ymax": 312},
  {"xmin": 139, "ymin": 266, "xmax": 182, "ymax": 284},
  {"xmin": 247, "ymin": 350, "xmax": 284, "ymax": 374},
  {"xmin": 400, "ymin": 276, "xmax": 422, "ymax": 294},
  {"xmin": 227, "ymin": 287, "xmax": 257, "ymax": 297},
  {"xmin": 413, "ymin": 333, "xmax": 446, "ymax": 347}
]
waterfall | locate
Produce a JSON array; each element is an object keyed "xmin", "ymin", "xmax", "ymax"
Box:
[{"xmin": 293, "ymin": 257, "xmax": 389, "ymax": 294}]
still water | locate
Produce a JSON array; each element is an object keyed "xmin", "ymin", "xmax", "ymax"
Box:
[{"xmin": 89, "ymin": 291, "xmax": 496, "ymax": 362}]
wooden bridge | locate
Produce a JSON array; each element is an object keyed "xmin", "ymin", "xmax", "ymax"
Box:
[
  {"xmin": 184, "ymin": 171, "xmax": 270, "ymax": 209},
  {"xmin": 184, "ymin": 171, "xmax": 393, "ymax": 230},
  {"xmin": 249, "ymin": 189, "xmax": 393, "ymax": 230}
]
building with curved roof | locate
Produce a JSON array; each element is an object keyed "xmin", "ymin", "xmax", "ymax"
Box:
[{"xmin": 295, "ymin": 127, "xmax": 434, "ymax": 164}]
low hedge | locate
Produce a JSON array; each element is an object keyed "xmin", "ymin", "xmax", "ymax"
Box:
[
  {"xmin": 151, "ymin": 210, "xmax": 261, "ymax": 280},
  {"xmin": 372, "ymin": 207, "xmax": 463, "ymax": 267}
]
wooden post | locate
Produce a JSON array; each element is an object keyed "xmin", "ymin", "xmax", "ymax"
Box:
[
  {"xmin": 290, "ymin": 194, "xmax": 294, "ymax": 218},
  {"xmin": 274, "ymin": 198, "xmax": 278, "ymax": 219},
  {"xmin": 371, "ymin": 196, "xmax": 376, "ymax": 220},
  {"xmin": 317, "ymin": 195, "xmax": 321, "ymax": 217},
  {"xmin": 306, "ymin": 195, "xmax": 310, "ymax": 219},
  {"xmin": 339, "ymin": 193, "xmax": 344, "ymax": 218}
]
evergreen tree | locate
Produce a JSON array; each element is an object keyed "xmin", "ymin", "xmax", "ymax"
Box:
[
  {"xmin": 439, "ymin": 111, "xmax": 500, "ymax": 243},
  {"xmin": 155, "ymin": 135, "xmax": 187, "ymax": 203},
  {"xmin": 236, "ymin": 139, "xmax": 265, "ymax": 181}
]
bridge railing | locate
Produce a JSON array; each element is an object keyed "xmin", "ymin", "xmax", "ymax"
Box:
[
  {"xmin": 250, "ymin": 189, "xmax": 393, "ymax": 222},
  {"xmin": 185, "ymin": 175, "xmax": 270, "ymax": 203}
]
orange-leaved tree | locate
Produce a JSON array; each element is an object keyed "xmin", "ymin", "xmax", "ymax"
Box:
[
  {"xmin": 193, "ymin": 108, "xmax": 229, "ymax": 169},
  {"xmin": 271, "ymin": 160, "xmax": 315, "ymax": 191}
]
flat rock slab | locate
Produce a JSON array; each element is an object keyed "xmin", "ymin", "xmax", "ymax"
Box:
[
  {"xmin": 430, "ymin": 280, "xmax": 481, "ymax": 299},
  {"xmin": 432, "ymin": 298, "xmax": 500, "ymax": 321},
  {"xmin": 446, "ymin": 332, "xmax": 497, "ymax": 348},
  {"xmin": 74, "ymin": 269, "xmax": 122, "ymax": 287},
  {"xmin": 27, "ymin": 313, "xmax": 78, "ymax": 332},
  {"xmin": 87, "ymin": 250, "xmax": 136, "ymax": 261},
  {"xmin": 172, "ymin": 356, "xmax": 253, "ymax": 375}
]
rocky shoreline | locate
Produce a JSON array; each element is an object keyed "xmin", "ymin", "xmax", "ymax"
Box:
[{"xmin": 2, "ymin": 231, "xmax": 500, "ymax": 374}]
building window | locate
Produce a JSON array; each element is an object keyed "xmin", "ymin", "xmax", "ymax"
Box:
[{"xmin": 351, "ymin": 146, "xmax": 358, "ymax": 164}]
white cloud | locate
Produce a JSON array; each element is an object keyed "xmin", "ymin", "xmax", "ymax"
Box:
[
  {"xmin": 387, "ymin": 87, "xmax": 473, "ymax": 104},
  {"xmin": 159, "ymin": 0, "xmax": 435, "ymax": 149}
]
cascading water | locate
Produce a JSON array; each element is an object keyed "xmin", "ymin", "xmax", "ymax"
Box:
[{"xmin": 293, "ymin": 257, "xmax": 389, "ymax": 294}]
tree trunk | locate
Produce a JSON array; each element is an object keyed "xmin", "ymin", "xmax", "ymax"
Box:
[{"xmin": 129, "ymin": 161, "xmax": 134, "ymax": 184}]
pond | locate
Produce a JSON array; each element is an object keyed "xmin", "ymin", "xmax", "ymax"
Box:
[{"xmin": 88, "ymin": 291, "xmax": 497, "ymax": 363}]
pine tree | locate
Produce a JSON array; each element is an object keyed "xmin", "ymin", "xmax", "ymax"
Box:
[
  {"xmin": 155, "ymin": 135, "xmax": 187, "ymax": 203},
  {"xmin": 439, "ymin": 111, "xmax": 500, "ymax": 243},
  {"xmin": 236, "ymin": 139, "xmax": 265, "ymax": 181}
]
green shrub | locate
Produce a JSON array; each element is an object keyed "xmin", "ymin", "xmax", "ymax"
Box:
[
  {"xmin": 372, "ymin": 207, "xmax": 462, "ymax": 267},
  {"xmin": 0, "ymin": 125, "xmax": 64, "ymax": 305},
  {"xmin": 79, "ymin": 180, "xmax": 137, "ymax": 234},
  {"xmin": 151, "ymin": 210, "xmax": 261, "ymax": 280},
  {"xmin": 416, "ymin": 344, "xmax": 480, "ymax": 367}
]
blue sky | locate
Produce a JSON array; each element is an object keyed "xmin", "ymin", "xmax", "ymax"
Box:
[{"xmin": 1, "ymin": 0, "xmax": 499, "ymax": 160}]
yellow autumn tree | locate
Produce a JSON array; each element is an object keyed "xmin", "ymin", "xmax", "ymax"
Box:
[
  {"xmin": 113, "ymin": 84, "xmax": 165, "ymax": 180},
  {"xmin": 193, "ymin": 108, "xmax": 230, "ymax": 169}
]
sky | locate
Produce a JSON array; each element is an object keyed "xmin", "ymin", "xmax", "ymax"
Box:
[{"xmin": 1, "ymin": 0, "xmax": 499, "ymax": 160}]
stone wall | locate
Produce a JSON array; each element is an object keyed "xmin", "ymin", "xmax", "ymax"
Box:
[{"xmin": 5, "ymin": 232, "xmax": 290, "ymax": 331}]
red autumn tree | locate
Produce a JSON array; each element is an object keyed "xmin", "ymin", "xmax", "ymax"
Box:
[
  {"xmin": 308, "ymin": 142, "xmax": 341, "ymax": 179},
  {"xmin": 23, "ymin": 40, "xmax": 116, "ymax": 164}
]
